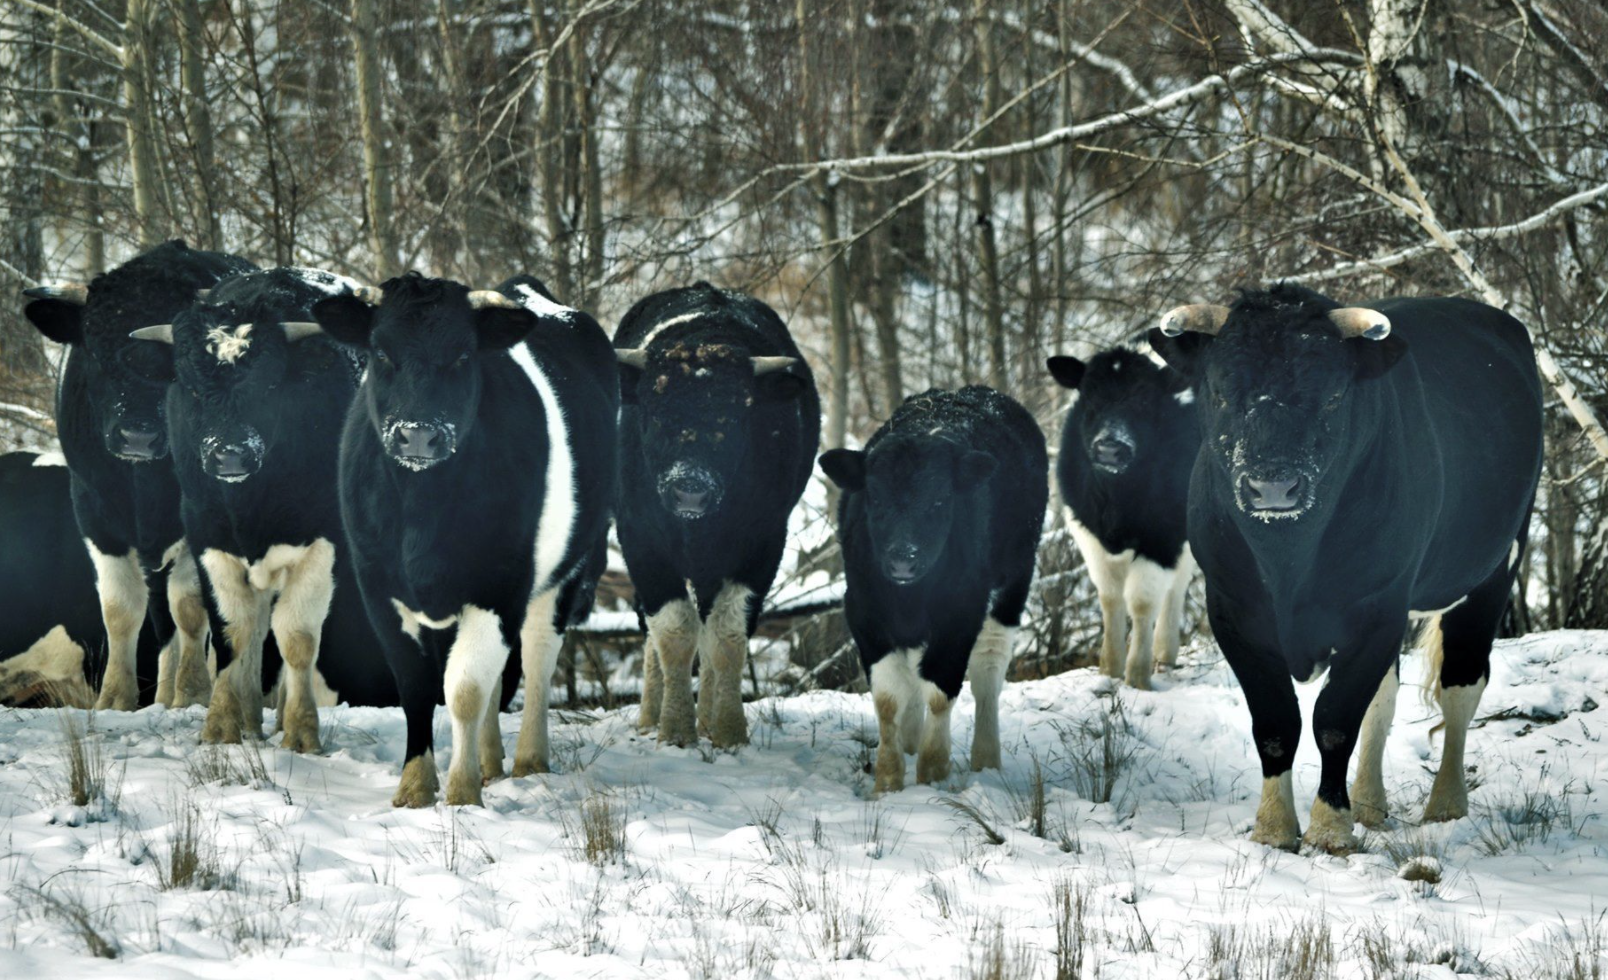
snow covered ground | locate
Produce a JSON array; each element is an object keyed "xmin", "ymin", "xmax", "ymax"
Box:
[{"xmin": 2, "ymin": 630, "xmax": 1607, "ymax": 979}]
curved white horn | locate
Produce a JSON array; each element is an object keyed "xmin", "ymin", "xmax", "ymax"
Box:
[
  {"xmin": 467, "ymin": 289, "xmax": 524, "ymax": 311},
  {"xmin": 196, "ymin": 288, "xmax": 212, "ymax": 301},
  {"xmin": 752, "ymin": 356, "xmax": 799, "ymax": 375},
  {"xmin": 352, "ymin": 284, "xmax": 385, "ymax": 306},
  {"xmin": 280, "ymin": 321, "xmax": 325, "ymax": 342},
  {"xmin": 23, "ymin": 283, "xmax": 89, "ymax": 306},
  {"xmin": 616, "ymin": 348, "xmax": 649, "ymax": 370},
  {"xmin": 1158, "ymin": 304, "xmax": 1230, "ymax": 337},
  {"xmin": 129, "ymin": 324, "xmax": 174, "ymax": 344},
  {"xmin": 1327, "ymin": 307, "xmax": 1391, "ymax": 340}
]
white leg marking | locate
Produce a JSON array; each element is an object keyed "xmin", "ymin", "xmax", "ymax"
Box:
[
  {"xmin": 1304, "ymin": 795, "xmax": 1359, "ymax": 855},
  {"xmin": 917, "ymin": 683, "xmax": 953, "ymax": 785},
  {"xmin": 1351, "ymin": 667, "xmax": 1399, "ymax": 828},
  {"xmin": 164, "ymin": 541, "xmax": 212, "ymax": 708},
  {"xmin": 1155, "ymin": 548, "xmax": 1194, "ymax": 670},
  {"xmin": 507, "ymin": 343, "xmax": 577, "ymax": 593},
  {"xmin": 870, "ymin": 651, "xmax": 923, "ymax": 794},
  {"xmin": 199, "ymin": 549, "xmax": 271, "ymax": 743},
  {"xmin": 897, "ymin": 692, "xmax": 923, "ymax": 754},
  {"xmin": 638, "ymin": 632, "xmax": 663, "ymax": 733},
  {"xmin": 394, "ymin": 749, "xmax": 439, "ymax": 808},
  {"xmin": 442, "ymin": 605, "xmax": 511, "ymax": 805},
  {"xmin": 649, "ymin": 599, "xmax": 701, "ymax": 747},
  {"xmin": 1122, "ymin": 558, "xmax": 1175, "ymax": 690},
  {"xmin": 85, "ymin": 540, "xmax": 147, "ymax": 711},
  {"xmin": 0, "ymin": 625, "xmax": 92, "ymax": 707},
  {"xmin": 700, "ymin": 582, "xmax": 752, "ymax": 749},
  {"xmin": 1424, "ymin": 677, "xmax": 1486, "ymax": 822},
  {"xmin": 967, "ymin": 618, "xmax": 1014, "ymax": 770},
  {"xmin": 513, "ymin": 588, "xmax": 563, "ymax": 777},
  {"xmin": 1251, "ymin": 771, "xmax": 1300, "ymax": 851},
  {"xmin": 268, "ymin": 539, "xmax": 335, "ymax": 754},
  {"xmin": 480, "ymin": 676, "xmax": 504, "ymax": 782},
  {"xmin": 1070, "ymin": 520, "xmax": 1130, "ymax": 681}
]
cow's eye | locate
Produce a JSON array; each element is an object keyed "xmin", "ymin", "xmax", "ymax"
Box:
[
  {"xmin": 374, "ymin": 349, "xmax": 391, "ymax": 365},
  {"xmin": 455, "ymin": 352, "xmax": 471, "ymax": 367}
]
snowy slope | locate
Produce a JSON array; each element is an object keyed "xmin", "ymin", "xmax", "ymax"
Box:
[{"xmin": 2, "ymin": 630, "xmax": 1606, "ymax": 978}]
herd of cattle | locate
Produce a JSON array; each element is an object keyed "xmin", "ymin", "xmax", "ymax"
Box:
[{"xmin": 0, "ymin": 240, "xmax": 1543, "ymax": 854}]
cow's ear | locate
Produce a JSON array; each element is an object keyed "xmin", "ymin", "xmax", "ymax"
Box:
[
  {"xmin": 475, "ymin": 307, "xmax": 539, "ymax": 350},
  {"xmin": 1046, "ymin": 356, "xmax": 1085, "ymax": 389},
  {"xmin": 756, "ymin": 369, "xmax": 807, "ymax": 402},
  {"xmin": 1147, "ymin": 328, "xmax": 1212, "ymax": 379},
  {"xmin": 23, "ymin": 298, "xmax": 84, "ymax": 345},
  {"xmin": 1352, "ymin": 334, "xmax": 1409, "ymax": 381},
  {"xmin": 956, "ymin": 450, "xmax": 997, "ymax": 491},
  {"xmin": 312, "ymin": 294, "xmax": 377, "ymax": 348},
  {"xmin": 819, "ymin": 449, "xmax": 866, "ymax": 491}
]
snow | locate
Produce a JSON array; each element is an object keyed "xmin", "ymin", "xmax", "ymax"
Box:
[
  {"xmin": 511, "ymin": 283, "xmax": 576, "ymax": 324},
  {"xmin": 3, "ymin": 630, "xmax": 1607, "ymax": 977}
]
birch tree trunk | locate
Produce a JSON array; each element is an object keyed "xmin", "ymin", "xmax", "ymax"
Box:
[
  {"xmin": 123, "ymin": 0, "xmax": 162, "ymax": 248},
  {"xmin": 351, "ymin": 0, "xmax": 399, "ymax": 280}
]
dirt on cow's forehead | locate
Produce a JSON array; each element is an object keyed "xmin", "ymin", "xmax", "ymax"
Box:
[{"xmin": 664, "ymin": 342, "xmax": 741, "ymax": 362}]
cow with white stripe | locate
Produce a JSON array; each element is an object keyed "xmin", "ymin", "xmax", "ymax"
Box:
[
  {"xmin": 1047, "ymin": 348, "xmax": 1198, "ymax": 689},
  {"xmin": 312, "ymin": 272, "xmax": 616, "ymax": 806},
  {"xmin": 22, "ymin": 240, "xmax": 255, "ymax": 709},
  {"xmin": 613, "ymin": 283, "xmax": 819, "ymax": 749},
  {"xmin": 129, "ymin": 267, "xmax": 396, "ymax": 748}
]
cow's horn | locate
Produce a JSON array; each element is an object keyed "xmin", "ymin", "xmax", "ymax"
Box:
[
  {"xmin": 467, "ymin": 289, "xmax": 523, "ymax": 311},
  {"xmin": 352, "ymin": 284, "xmax": 385, "ymax": 306},
  {"xmin": 196, "ymin": 288, "xmax": 212, "ymax": 301},
  {"xmin": 1158, "ymin": 304, "xmax": 1230, "ymax": 337},
  {"xmin": 616, "ymin": 348, "xmax": 649, "ymax": 370},
  {"xmin": 752, "ymin": 356, "xmax": 798, "ymax": 375},
  {"xmin": 281, "ymin": 321, "xmax": 325, "ymax": 342},
  {"xmin": 129, "ymin": 324, "xmax": 174, "ymax": 344},
  {"xmin": 23, "ymin": 283, "xmax": 89, "ymax": 306},
  {"xmin": 1327, "ymin": 307, "xmax": 1391, "ymax": 340}
]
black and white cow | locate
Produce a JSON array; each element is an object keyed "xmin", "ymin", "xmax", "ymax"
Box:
[
  {"xmin": 1149, "ymin": 284, "xmax": 1543, "ymax": 853},
  {"xmin": 1048, "ymin": 349, "xmax": 1198, "ymax": 689},
  {"xmin": 613, "ymin": 283, "xmax": 819, "ymax": 749},
  {"xmin": 130, "ymin": 267, "xmax": 396, "ymax": 748},
  {"xmin": 820, "ymin": 386, "xmax": 1047, "ymax": 793},
  {"xmin": 312, "ymin": 272, "xmax": 616, "ymax": 806},
  {"xmin": 0, "ymin": 451, "xmax": 156, "ymax": 706},
  {"xmin": 22, "ymin": 240, "xmax": 256, "ymax": 709}
]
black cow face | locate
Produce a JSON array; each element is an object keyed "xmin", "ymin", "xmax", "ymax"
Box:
[
  {"xmin": 1149, "ymin": 288, "xmax": 1408, "ymax": 522},
  {"xmin": 313, "ymin": 274, "xmax": 538, "ymax": 471},
  {"xmin": 820, "ymin": 437, "xmax": 997, "ymax": 585},
  {"xmin": 621, "ymin": 343, "xmax": 805, "ymax": 520},
  {"xmin": 1048, "ymin": 350, "xmax": 1189, "ymax": 476},
  {"xmin": 23, "ymin": 250, "xmax": 242, "ymax": 463}
]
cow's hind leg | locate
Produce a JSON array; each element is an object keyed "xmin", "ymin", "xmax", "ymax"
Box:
[
  {"xmin": 199, "ymin": 553, "xmax": 270, "ymax": 743},
  {"xmin": 1350, "ymin": 661, "xmax": 1399, "ymax": 828},
  {"xmin": 512, "ymin": 589, "xmax": 562, "ymax": 777},
  {"xmin": 86, "ymin": 543, "xmax": 147, "ymax": 711},
  {"xmin": 443, "ymin": 605, "xmax": 511, "ymax": 806},
  {"xmin": 1306, "ymin": 626, "xmax": 1402, "ymax": 854},
  {"xmin": 1123, "ymin": 559, "xmax": 1174, "ymax": 691},
  {"xmin": 167, "ymin": 545, "xmax": 212, "ymax": 708},
  {"xmin": 1154, "ymin": 551, "xmax": 1193, "ymax": 671},
  {"xmin": 638, "ymin": 631, "xmax": 662, "ymax": 733},
  {"xmin": 968, "ymin": 613, "xmax": 1018, "ymax": 771},
  {"xmin": 270, "ymin": 540, "xmax": 336, "ymax": 754},
  {"xmin": 1423, "ymin": 556, "xmax": 1514, "ymax": 823},
  {"xmin": 649, "ymin": 599, "xmax": 701, "ymax": 747}
]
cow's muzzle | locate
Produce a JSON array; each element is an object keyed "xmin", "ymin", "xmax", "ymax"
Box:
[
  {"xmin": 1238, "ymin": 469, "xmax": 1307, "ymax": 514},
  {"xmin": 662, "ymin": 470, "xmax": 721, "ymax": 519},
  {"xmin": 202, "ymin": 433, "xmax": 264, "ymax": 483},
  {"xmin": 882, "ymin": 543, "xmax": 927, "ymax": 585},
  {"xmin": 111, "ymin": 421, "xmax": 167, "ymax": 461},
  {"xmin": 384, "ymin": 420, "xmax": 457, "ymax": 471},
  {"xmin": 1089, "ymin": 428, "xmax": 1135, "ymax": 473}
]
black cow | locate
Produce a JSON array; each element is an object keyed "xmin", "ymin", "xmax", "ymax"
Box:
[
  {"xmin": 0, "ymin": 451, "xmax": 156, "ymax": 705},
  {"xmin": 820, "ymin": 386, "xmax": 1047, "ymax": 793},
  {"xmin": 613, "ymin": 283, "xmax": 819, "ymax": 749},
  {"xmin": 1048, "ymin": 349, "xmax": 1198, "ymax": 690},
  {"xmin": 313, "ymin": 272, "xmax": 616, "ymax": 806},
  {"xmin": 130, "ymin": 267, "xmax": 396, "ymax": 748},
  {"xmin": 22, "ymin": 240, "xmax": 256, "ymax": 709},
  {"xmin": 1150, "ymin": 284, "xmax": 1543, "ymax": 853}
]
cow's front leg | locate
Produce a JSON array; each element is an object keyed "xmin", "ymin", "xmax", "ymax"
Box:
[
  {"xmin": 167, "ymin": 544, "xmax": 213, "ymax": 708},
  {"xmin": 701, "ymin": 583, "xmax": 753, "ymax": 749},
  {"xmin": 637, "ymin": 632, "xmax": 663, "ymax": 733},
  {"xmin": 199, "ymin": 551, "xmax": 270, "ymax": 743},
  {"xmin": 86, "ymin": 542, "xmax": 147, "ymax": 711},
  {"xmin": 442, "ymin": 605, "xmax": 511, "ymax": 805},
  {"xmin": 1221, "ymin": 635, "xmax": 1303, "ymax": 851},
  {"xmin": 649, "ymin": 599, "xmax": 701, "ymax": 747},
  {"xmin": 869, "ymin": 652, "xmax": 919, "ymax": 795},
  {"xmin": 512, "ymin": 589, "xmax": 561, "ymax": 777},
  {"xmin": 1306, "ymin": 634, "xmax": 1401, "ymax": 854},
  {"xmin": 1350, "ymin": 664, "xmax": 1399, "ymax": 828},
  {"xmin": 270, "ymin": 540, "xmax": 336, "ymax": 754}
]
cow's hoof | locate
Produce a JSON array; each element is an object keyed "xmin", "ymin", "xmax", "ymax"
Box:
[
  {"xmin": 1421, "ymin": 793, "xmax": 1468, "ymax": 824},
  {"xmin": 709, "ymin": 716, "xmax": 749, "ymax": 750},
  {"xmin": 280, "ymin": 724, "xmax": 322, "ymax": 755},
  {"xmin": 970, "ymin": 748, "xmax": 1001, "ymax": 772},
  {"xmin": 155, "ymin": 679, "xmax": 176, "ymax": 708},
  {"xmin": 95, "ymin": 674, "xmax": 138, "ymax": 712},
  {"xmin": 199, "ymin": 710, "xmax": 243, "ymax": 745},
  {"xmin": 1124, "ymin": 673, "xmax": 1153, "ymax": 692},
  {"xmin": 1303, "ymin": 799, "xmax": 1359, "ymax": 855},
  {"xmin": 916, "ymin": 755, "xmax": 950, "ymax": 785},
  {"xmin": 636, "ymin": 711, "xmax": 658, "ymax": 735},
  {"xmin": 393, "ymin": 754, "xmax": 439, "ymax": 807},
  {"xmin": 657, "ymin": 716, "xmax": 698, "ymax": 748},
  {"xmin": 445, "ymin": 769, "xmax": 483, "ymax": 807},
  {"xmin": 1250, "ymin": 825, "xmax": 1300, "ymax": 852},
  {"xmin": 1350, "ymin": 782, "xmax": 1389, "ymax": 829},
  {"xmin": 174, "ymin": 664, "xmax": 213, "ymax": 709},
  {"xmin": 511, "ymin": 756, "xmax": 549, "ymax": 778}
]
